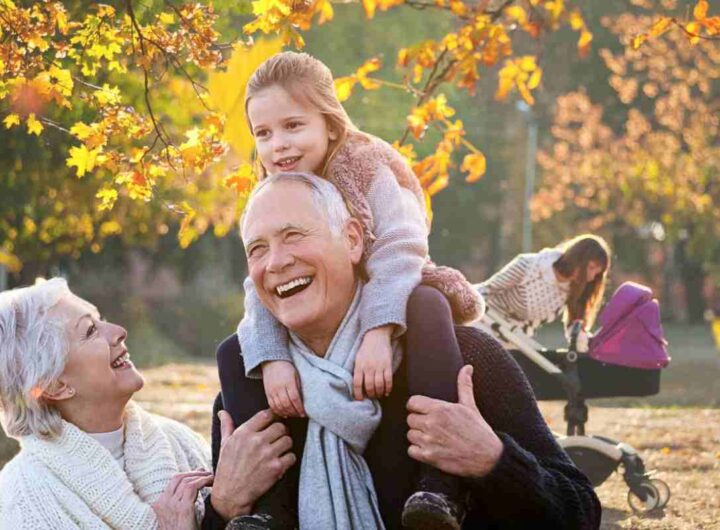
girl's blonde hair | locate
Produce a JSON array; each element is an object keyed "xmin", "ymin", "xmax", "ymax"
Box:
[
  {"xmin": 554, "ymin": 234, "xmax": 612, "ymax": 330},
  {"xmin": 245, "ymin": 51, "xmax": 357, "ymax": 178}
]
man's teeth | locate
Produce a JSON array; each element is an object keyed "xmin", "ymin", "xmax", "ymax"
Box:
[
  {"xmin": 276, "ymin": 276, "xmax": 312, "ymax": 296},
  {"xmin": 111, "ymin": 352, "xmax": 130, "ymax": 368}
]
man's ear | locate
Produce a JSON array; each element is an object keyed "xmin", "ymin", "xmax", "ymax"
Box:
[
  {"xmin": 344, "ymin": 217, "xmax": 364, "ymax": 265},
  {"xmin": 42, "ymin": 380, "xmax": 75, "ymax": 402}
]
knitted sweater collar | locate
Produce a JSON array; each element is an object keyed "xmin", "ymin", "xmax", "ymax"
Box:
[{"xmin": 20, "ymin": 401, "xmax": 174, "ymax": 528}]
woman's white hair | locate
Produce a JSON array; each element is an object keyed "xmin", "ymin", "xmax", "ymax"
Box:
[
  {"xmin": 240, "ymin": 172, "xmax": 351, "ymax": 239},
  {"xmin": 0, "ymin": 278, "xmax": 70, "ymax": 440}
]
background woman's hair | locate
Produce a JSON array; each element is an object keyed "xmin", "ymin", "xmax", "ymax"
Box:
[
  {"xmin": 554, "ymin": 234, "xmax": 612, "ymax": 330},
  {"xmin": 0, "ymin": 278, "xmax": 70, "ymax": 440},
  {"xmin": 244, "ymin": 51, "xmax": 357, "ymax": 178}
]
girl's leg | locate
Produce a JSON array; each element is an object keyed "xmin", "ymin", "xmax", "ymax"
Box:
[
  {"xmin": 405, "ymin": 285, "xmax": 464, "ymax": 401},
  {"xmin": 403, "ymin": 285, "xmax": 467, "ymax": 530},
  {"xmin": 216, "ymin": 335, "xmax": 304, "ymax": 529}
]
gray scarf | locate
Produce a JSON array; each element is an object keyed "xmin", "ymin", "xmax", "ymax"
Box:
[{"xmin": 289, "ymin": 287, "xmax": 400, "ymax": 529}]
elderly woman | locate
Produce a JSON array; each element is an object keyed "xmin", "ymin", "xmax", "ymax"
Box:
[{"xmin": 0, "ymin": 279, "xmax": 213, "ymax": 529}]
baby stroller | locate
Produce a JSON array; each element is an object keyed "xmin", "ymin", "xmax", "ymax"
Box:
[{"xmin": 473, "ymin": 282, "xmax": 672, "ymax": 513}]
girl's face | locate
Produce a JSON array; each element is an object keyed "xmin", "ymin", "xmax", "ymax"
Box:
[
  {"xmin": 248, "ymin": 85, "xmax": 337, "ymax": 176},
  {"xmin": 585, "ymin": 260, "xmax": 605, "ymax": 282}
]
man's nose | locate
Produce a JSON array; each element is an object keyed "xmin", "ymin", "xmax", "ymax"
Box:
[{"xmin": 266, "ymin": 244, "xmax": 295, "ymax": 273}]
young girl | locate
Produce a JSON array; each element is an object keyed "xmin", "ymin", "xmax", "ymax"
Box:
[
  {"xmin": 233, "ymin": 51, "xmax": 483, "ymax": 529},
  {"xmin": 478, "ymin": 234, "xmax": 611, "ymax": 343}
]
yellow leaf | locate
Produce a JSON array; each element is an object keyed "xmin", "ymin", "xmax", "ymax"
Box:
[
  {"xmin": 27, "ymin": 114, "xmax": 43, "ymax": 135},
  {"xmin": 694, "ymin": 0, "xmax": 708, "ymax": 21},
  {"xmin": 334, "ymin": 76, "xmax": 356, "ymax": 102},
  {"xmin": 649, "ymin": 17, "xmax": 673, "ymax": 37},
  {"xmin": 578, "ymin": 29, "xmax": 593, "ymax": 57},
  {"xmin": 506, "ymin": 5, "xmax": 527, "ymax": 24},
  {"xmin": 3, "ymin": 113, "xmax": 20, "ymax": 128},
  {"xmin": 528, "ymin": 68, "xmax": 543, "ymax": 90},
  {"xmin": 159, "ymin": 12, "xmax": 175, "ymax": 24},
  {"xmin": 461, "ymin": 152, "xmax": 487, "ymax": 182},
  {"xmin": 362, "ymin": 0, "xmax": 377, "ymax": 18},
  {"xmin": 569, "ymin": 10, "xmax": 584, "ymax": 31},
  {"xmin": 686, "ymin": 21, "xmax": 701, "ymax": 44},
  {"xmin": 96, "ymin": 187, "xmax": 119, "ymax": 211},
  {"xmin": 631, "ymin": 34, "xmax": 647, "ymax": 50},
  {"xmin": 66, "ymin": 145, "xmax": 101, "ymax": 177}
]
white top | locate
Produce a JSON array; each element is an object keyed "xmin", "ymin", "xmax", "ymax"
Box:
[
  {"xmin": 478, "ymin": 248, "xmax": 570, "ymax": 335},
  {"xmin": 88, "ymin": 425, "xmax": 125, "ymax": 467},
  {"xmin": 0, "ymin": 402, "xmax": 211, "ymax": 530}
]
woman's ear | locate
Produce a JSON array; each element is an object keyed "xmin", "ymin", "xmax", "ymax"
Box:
[
  {"xmin": 42, "ymin": 381, "xmax": 76, "ymax": 402},
  {"xmin": 328, "ymin": 124, "xmax": 338, "ymax": 141},
  {"xmin": 344, "ymin": 217, "xmax": 364, "ymax": 265}
]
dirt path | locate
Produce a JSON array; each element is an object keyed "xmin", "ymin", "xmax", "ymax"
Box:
[{"xmin": 4, "ymin": 362, "xmax": 717, "ymax": 529}]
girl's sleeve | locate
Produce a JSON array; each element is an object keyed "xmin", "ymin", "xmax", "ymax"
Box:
[
  {"xmin": 359, "ymin": 165, "xmax": 429, "ymax": 338},
  {"xmin": 478, "ymin": 255, "xmax": 530, "ymax": 296},
  {"xmin": 236, "ymin": 275, "xmax": 290, "ymax": 379}
]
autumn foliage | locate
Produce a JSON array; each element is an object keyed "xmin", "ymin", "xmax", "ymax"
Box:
[
  {"xmin": 533, "ymin": 1, "xmax": 719, "ymax": 264},
  {"xmin": 0, "ymin": 0, "xmax": 715, "ymax": 273}
]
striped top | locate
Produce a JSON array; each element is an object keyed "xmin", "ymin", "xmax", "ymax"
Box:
[{"xmin": 478, "ymin": 249, "xmax": 570, "ymax": 335}]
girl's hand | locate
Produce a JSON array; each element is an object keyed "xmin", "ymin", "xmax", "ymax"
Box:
[
  {"xmin": 261, "ymin": 360, "xmax": 306, "ymax": 417},
  {"xmin": 353, "ymin": 325, "xmax": 394, "ymax": 400},
  {"xmin": 151, "ymin": 470, "xmax": 213, "ymax": 530}
]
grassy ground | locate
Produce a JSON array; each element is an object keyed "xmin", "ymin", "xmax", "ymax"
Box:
[{"xmin": 1, "ymin": 322, "xmax": 718, "ymax": 528}]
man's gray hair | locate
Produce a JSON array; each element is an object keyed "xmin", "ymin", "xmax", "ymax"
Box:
[
  {"xmin": 240, "ymin": 172, "xmax": 352, "ymax": 239},
  {"xmin": 0, "ymin": 278, "xmax": 70, "ymax": 440}
]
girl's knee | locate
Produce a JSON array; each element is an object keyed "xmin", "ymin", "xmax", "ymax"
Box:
[{"xmin": 408, "ymin": 285, "xmax": 453, "ymax": 322}]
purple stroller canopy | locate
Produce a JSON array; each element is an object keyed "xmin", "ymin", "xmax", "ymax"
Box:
[{"xmin": 589, "ymin": 282, "xmax": 671, "ymax": 370}]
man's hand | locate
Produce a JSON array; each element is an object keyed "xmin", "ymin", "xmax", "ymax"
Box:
[
  {"xmin": 406, "ymin": 365, "xmax": 504, "ymax": 478},
  {"xmin": 211, "ymin": 409, "xmax": 297, "ymax": 521},
  {"xmin": 353, "ymin": 325, "xmax": 394, "ymax": 400},
  {"xmin": 262, "ymin": 361, "xmax": 306, "ymax": 418}
]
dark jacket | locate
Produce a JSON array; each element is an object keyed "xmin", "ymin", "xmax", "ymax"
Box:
[{"xmin": 202, "ymin": 327, "xmax": 601, "ymax": 530}]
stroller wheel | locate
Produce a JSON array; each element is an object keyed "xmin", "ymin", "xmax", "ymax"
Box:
[
  {"xmin": 627, "ymin": 481, "xmax": 660, "ymax": 513},
  {"xmin": 649, "ymin": 478, "xmax": 671, "ymax": 509}
]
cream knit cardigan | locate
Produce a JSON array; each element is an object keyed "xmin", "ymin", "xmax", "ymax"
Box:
[{"xmin": 0, "ymin": 401, "xmax": 211, "ymax": 529}]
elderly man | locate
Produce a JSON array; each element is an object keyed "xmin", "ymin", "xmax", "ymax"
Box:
[{"xmin": 203, "ymin": 172, "xmax": 601, "ymax": 530}]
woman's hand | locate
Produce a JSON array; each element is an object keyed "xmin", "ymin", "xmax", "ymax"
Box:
[
  {"xmin": 353, "ymin": 325, "xmax": 394, "ymax": 400},
  {"xmin": 151, "ymin": 470, "xmax": 213, "ymax": 530},
  {"xmin": 261, "ymin": 360, "xmax": 306, "ymax": 417}
]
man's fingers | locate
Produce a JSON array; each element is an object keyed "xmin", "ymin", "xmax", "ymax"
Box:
[
  {"xmin": 243, "ymin": 408, "xmax": 276, "ymax": 432},
  {"xmin": 353, "ymin": 367, "xmax": 364, "ymax": 401},
  {"xmin": 407, "ymin": 444, "xmax": 429, "ymax": 464},
  {"xmin": 407, "ymin": 412, "xmax": 427, "ymax": 431},
  {"xmin": 218, "ymin": 410, "xmax": 235, "ymax": 444},
  {"xmin": 407, "ymin": 394, "xmax": 439, "ymax": 414},
  {"xmin": 384, "ymin": 367, "xmax": 393, "ymax": 397},
  {"xmin": 270, "ymin": 434, "xmax": 293, "ymax": 456},
  {"xmin": 278, "ymin": 451, "xmax": 297, "ymax": 472},
  {"xmin": 457, "ymin": 365, "xmax": 478, "ymax": 410},
  {"xmin": 407, "ymin": 428, "xmax": 427, "ymax": 446},
  {"xmin": 261, "ymin": 421, "xmax": 288, "ymax": 444}
]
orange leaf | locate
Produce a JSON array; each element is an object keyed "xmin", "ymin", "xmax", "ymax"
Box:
[
  {"xmin": 334, "ymin": 77, "xmax": 356, "ymax": 102},
  {"xmin": 694, "ymin": 0, "xmax": 708, "ymax": 21},
  {"xmin": 362, "ymin": 0, "xmax": 377, "ymax": 18}
]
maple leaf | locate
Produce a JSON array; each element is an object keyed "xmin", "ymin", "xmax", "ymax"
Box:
[
  {"xmin": 26, "ymin": 113, "xmax": 43, "ymax": 135},
  {"xmin": 3, "ymin": 114, "xmax": 20, "ymax": 128},
  {"xmin": 334, "ymin": 76, "xmax": 357, "ymax": 102},
  {"xmin": 66, "ymin": 145, "xmax": 102, "ymax": 177}
]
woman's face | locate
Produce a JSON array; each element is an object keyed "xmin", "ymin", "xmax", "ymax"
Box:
[
  {"xmin": 585, "ymin": 260, "xmax": 605, "ymax": 282},
  {"xmin": 50, "ymin": 293, "xmax": 144, "ymax": 406}
]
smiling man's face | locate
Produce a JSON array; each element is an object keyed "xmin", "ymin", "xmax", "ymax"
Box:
[{"xmin": 242, "ymin": 180, "xmax": 363, "ymax": 352}]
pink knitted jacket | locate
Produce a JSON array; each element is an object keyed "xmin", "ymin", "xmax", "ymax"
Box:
[{"xmin": 326, "ymin": 130, "xmax": 484, "ymax": 324}]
